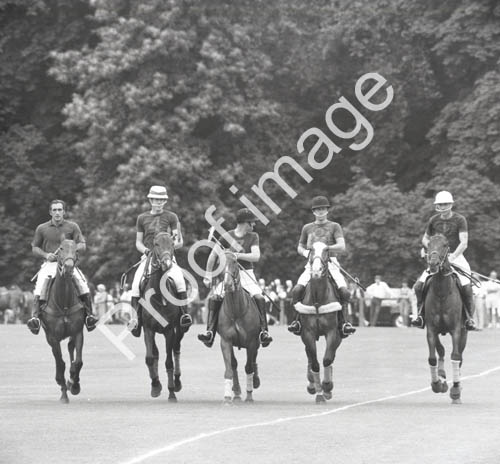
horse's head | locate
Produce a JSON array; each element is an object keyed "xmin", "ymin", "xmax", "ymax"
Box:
[
  {"xmin": 153, "ymin": 232, "xmax": 174, "ymax": 272},
  {"xmin": 309, "ymin": 242, "xmax": 329, "ymax": 279},
  {"xmin": 58, "ymin": 239, "xmax": 77, "ymax": 277},
  {"xmin": 223, "ymin": 251, "xmax": 240, "ymax": 293},
  {"xmin": 427, "ymin": 234, "xmax": 450, "ymax": 274}
]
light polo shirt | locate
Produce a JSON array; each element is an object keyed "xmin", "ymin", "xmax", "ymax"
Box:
[{"xmin": 31, "ymin": 220, "xmax": 85, "ymax": 253}]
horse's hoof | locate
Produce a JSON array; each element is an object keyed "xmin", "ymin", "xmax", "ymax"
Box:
[
  {"xmin": 168, "ymin": 395, "xmax": 177, "ymax": 403},
  {"xmin": 323, "ymin": 391, "xmax": 332, "ymax": 400},
  {"xmin": 307, "ymin": 385, "xmax": 316, "ymax": 395},
  {"xmin": 253, "ymin": 376, "xmax": 260, "ymax": 390},
  {"xmin": 451, "ymin": 398, "xmax": 462, "ymax": 405},
  {"xmin": 441, "ymin": 382, "xmax": 449, "ymax": 393},
  {"xmin": 450, "ymin": 386, "xmax": 462, "ymax": 402},
  {"xmin": 431, "ymin": 381, "xmax": 443, "ymax": 394},
  {"xmin": 60, "ymin": 394, "xmax": 69, "ymax": 404},
  {"xmin": 315, "ymin": 394, "xmax": 326, "ymax": 403},
  {"xmin": 174, "ymin": 380, "xmax": 182, "ymax": 392},
  {"xmin": 223, "ymin": 397, "xmax": 232, "ymax": 405},
  {"xmin": 245, "ymin": 396, "xmax": 254, "ymax": 403},
  {"xmin": 151, "ymin": 381, "xmax": 162, "ymax": 398},
  {"xmin": 322, "ymin": 381, "xmax": 333, "ymax": 393},
  {"xmin": 233, "ymin": 395, "xmax": 242, "ymax": 402},
  {"xmin": 69, "ymin": 382, "xmax": 80, "ymax": 396}
]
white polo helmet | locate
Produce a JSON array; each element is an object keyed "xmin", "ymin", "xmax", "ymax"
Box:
[
  {"xmin": 434, "ymin": 190, "xmax": 454, "ymax": 212},
  {"xmin": 147, "ymin": 185, "xmax": 169, "ymax": 200}
]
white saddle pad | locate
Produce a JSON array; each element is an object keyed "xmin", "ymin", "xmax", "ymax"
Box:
[{"xmin": 294, "ymin": 301, "xmax": 341, "ymax": 314}]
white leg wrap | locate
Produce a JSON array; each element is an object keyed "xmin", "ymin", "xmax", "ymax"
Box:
[
  {"xmin": 246, "ymin": 373, "xmax": 253, "ymax": 393},
  {"xmin": 224, "ymin": 378, "xmax": 233, "ymax": 398},
  {"xmin": 438, "ymin": 358, "xmax": 445, "ymax": 373},
  {"xmin": 312, "ymin": 371, "xmax": 322, "ymax": 393},
  {"xmin": 451, "ymin": 360, "xmax": 461, "ymax": 384},
  {"xmin": 430, "ymin": 365, "xmax": 439, "ymax": 383},
  {"xmin": 174, "ymin": 352, "xmax": 181, "ymax": 375}
]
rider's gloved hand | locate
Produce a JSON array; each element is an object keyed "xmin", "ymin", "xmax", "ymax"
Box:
[
  {"xmin": 46, "ymin": 252, "xmax": 58, "ymax": 262},
  {"xmin": 203, "ymin": 277, "xmax": 212, "ymax": 288},
  {"xmin": 302, "ymin": 249, "xmax": 310, "ymax": 258},
  {"xmin": 420, "ymin": 248, "xmax": 426, "ymax": 259},
  {"xmin": 144, "ymin": 248, "xmax": 151, "ymax": 257}
]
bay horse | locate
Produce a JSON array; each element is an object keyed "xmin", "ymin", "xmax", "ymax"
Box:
[
  {"xmin": 39, "ymin": 239, "xmax": 85, "ymax": 403},
  {"xmin": 424, "ymin": 234, "xmax": 467, "ymax": 404},
  {"xmin": 139, "ymin": 232, "xmax": 184, "ymax": 402},
  {"xmin": 295, "ymin": 242, "xmax": 343, "ymax": 403},
  {"xmin": 217, "ymin": 251, "xmax": 261, "ymax": 404}
]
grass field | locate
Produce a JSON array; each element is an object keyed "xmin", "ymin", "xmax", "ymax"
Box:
[{"xmin": 1, "ymin": 324, "xmax": 500, "ymax": 464}]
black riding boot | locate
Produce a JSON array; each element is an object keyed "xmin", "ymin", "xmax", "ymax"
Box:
[
  {"xmin": 129, "ymin": 296, "xmax": 142, "ymax": 338},
  {"xmin": 410, "ymin": 281, "xmax": 425, "ymax": 328},
  {"xmin": 197, "ymin": 297, "xmax": 222, "ymax": 347},
  {"xmin": 459, "ymin": 283, "xmax": 477, "ymax": 331},
  {"xmin": 338, "ymin": 287, "xmax": 356, "ymax": 338},
  {"xmin": 253, "ymin": 294, "xmax": 273, "ymax": 347},
  {"xmin": 287, "ymin": 284, "xmax": 305, "ymax": 336},
  {"xmin": 79, "ymin": 293, "xmax": 98, "ymax": 332},
  {"xmin": 27, "ymin": 296, "xmax": 43, "ymax": 335},
  {"xmin": 177, "ymin": 291, "xmax": 193, "ymax": 332}
]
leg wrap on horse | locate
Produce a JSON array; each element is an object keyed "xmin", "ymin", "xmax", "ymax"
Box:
[
  {"xmin": 177, "ymin": 291, "xmax": 193, "ymax": 332},
  {"xmin": 197, "ymin": 296, "xmax": 222, "ymax": 347},
  {"xmin": 253, "ymin": 294, "xmax": 273, "ymax": 347},
  {"xmin": 411, "ymin": 281, "xmax": 425, "ymax": 328},
  {"xmin": 79, "ymin": 293, "xmax": 98, "ymax": 332}
]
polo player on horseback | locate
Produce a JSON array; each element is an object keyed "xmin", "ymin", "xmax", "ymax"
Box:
[
  {"xmin": 128, "ymin": 185, "xmax": 192, "ymax": 337},
  {"xmin": 288, "ymin": 196, "xmax": 356, "ymax": 338},
  {"xmin": 411, "ymin": 190, "xmax": 476, "ymax": 330},
  {"xmin": 27, "ymin": 199, "xmax": 98, "ymax": 335},
  {"xmin": 197, "ymin": 208, "xmax": 273, "ymax": 348}
]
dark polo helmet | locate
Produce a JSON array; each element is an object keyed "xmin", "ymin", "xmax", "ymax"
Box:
[
  {"xmin": 311, "ymin": 196, "xmax": 330, "ymax": 210},
  {"xmin": 236, "ymin": 208, "xmax": 257, "ymax": 223}
]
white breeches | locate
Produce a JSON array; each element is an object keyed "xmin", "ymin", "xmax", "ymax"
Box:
[
  {"xmin": 214, "ymin": 268, "xmax": 262, "ymax": 298},
  {"xmin": 34, "ymin": 261, "xmax": 89, "ymax": 296},
  {"xmin": 131, "ymin": 256, "xmax": 186, "ymax": 297},
  {"xmin": 418, "ymin": 254, "xmax": 471, "ymax": 286},
  {"xmin": 297, "ymin": 257, "xmax": 347, "ymax": 288}
]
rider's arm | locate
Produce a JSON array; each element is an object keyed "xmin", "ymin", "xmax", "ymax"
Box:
[
  {"xmin": 32, "ymin": 246, "xmax": 52, "ymax": 260},
  {"xmin": 235, "ymin": 245, "xmax": 260, "ymax": 263},
  {"xmin": 73, "ymin": 223, "xmax": 86, "ymax": 253},
  {"xmin": 422, "ymin": 232, "xmax": 430, "ymax": 250},
  {"xmin": 297, "ymin": 243, "xmax": 309, "ymax": 258},
  {"xmin": 328, "ymin": 237, "xmax": 345, "ymax": 254},
  {"xmin": 450, "ymin": 231, "xmax": 468, "ymax": 260},
  {"xmin": 136, "ymin": 231, "xmax": 149, "ymax": 255},
  {"xmin": 31, "ymin": 225, "xmax": 56, "ymax": 261}
]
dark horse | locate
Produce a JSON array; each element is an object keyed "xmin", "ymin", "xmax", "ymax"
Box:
[
  {"xmin": 139, "ymin": 232, "xmax": 185, "ymax": 401},
  {"xmin": 40, "ymin": 240, "xmax": 85, "ymax": 403},
  {"xmin": 295, "ymin": 242, "xmax": 343, "ymax": 403},
  {"xmin": 424, "ymin": 234, "xmax": 468, "ymax": 404},
  {"xmin": 218, "ymin": 251, "xmax": 261, "ymax": 403}
]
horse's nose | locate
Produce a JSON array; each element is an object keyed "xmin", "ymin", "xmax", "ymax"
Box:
[
  {"xmin": 162, "ymin": 258, "xmax": 172, "ymax": 271},
  {"xmin": 64, "ymin": 259, "xmax": 75, "ymax": 275}
]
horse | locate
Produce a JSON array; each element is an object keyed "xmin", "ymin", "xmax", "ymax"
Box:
[
  {"xmin": 140, "ymin": 232, "xmax": 185, "ymax": 402},
  {"xmin": 295, "ymin": 242, "xmax": 343, "ymax": 403},
  {"xmin": 217, "ymin": 251, "xmax": 261, "ymax": 404},
  {"xmin": 423, "ymin": 234, "xmax": 468, "ymax": 404},
  {"xmin": 39, "ymin": 239, "xmax": 85, "ymax": 403}
]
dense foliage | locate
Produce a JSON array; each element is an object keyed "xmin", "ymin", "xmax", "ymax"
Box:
[{"xmin": 1, "ymin": 0, "xmax": 499, "ymax": 292}]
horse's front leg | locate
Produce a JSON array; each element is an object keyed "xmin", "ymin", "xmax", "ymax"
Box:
[
  {"xmin": 427, "ymin": 329, "xmax": 447, "ymax": 394},
  {"xmin": 220, "ymin": 338, "xmax": 234, "ymax": 404},
  {"xmin": 165, "ymin": 328, "xmax": 177, "ymax": 402},
  {"xmin": 435, "ymin": 336, "xmax": 447, "ymax": 383},
  {"xmin": 231, "ymin": 349, "xmax": 242, "ymax": 402},
  {"xmin": 173, "ymin": 327, "xmax": 183, "ymax": 392},
  {"xmin": 322, "ymin": 330, "xmax": 340, "ymax": 400},
  {"xmin": 48, "ymin": 337, "xmax": 68, "ymax": 404},
  {"xmin": 144, "ymin": 328, "xmax": 162, "ymax": 398},
  {"xmin": 244, "ymin": 342, "xmax": 259, "ymax": 403},
  {"xmin": 302, "ymin": 331, "xmax": 324, "ymax": 403},
  {"xmin": 450, "ymin": 329, "xmax": 466, "ymax": 404},
  {"xmin": 67, "ymin": 331, "xmax": 84, "ymax": 395}
]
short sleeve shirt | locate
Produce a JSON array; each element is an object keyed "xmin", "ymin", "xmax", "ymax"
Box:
[
  {"xmin": 136, "ymin": 210, "xmax": 179, "ymax": 250},
  {"xmin": 219, "ymin": 230, "xmax": 259, "ymax": 270},
  {"xmin": 425, "ymin": 212, "xmax": 467, "ymax": 252},
  {"xmin": 31, "ymin": 220, "xmax": 85, "ymax": 254},
  {"xmin": 299, "ymin": 221, "xmax": 344, "ymax": 258}
]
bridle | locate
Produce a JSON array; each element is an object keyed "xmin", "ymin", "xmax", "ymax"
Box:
[
  {"xmin": 427, "ymin": 240, "xmax": 451, "ymax": 275},
  {"xmin": 223, "ymin": 252, "xmax": 240, "ymax": 292},
  {"xmin": 153, "ymin": 232, "xmax": 174, "ymax": 271},
  {"xmin": 310, "ymin": 243, "xmax": 329, "ymax": 278}
]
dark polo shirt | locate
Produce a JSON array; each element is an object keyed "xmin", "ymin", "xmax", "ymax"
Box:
[{"xmin": 32, "ymin": 220, "xmax": 85, "ymax": 253}]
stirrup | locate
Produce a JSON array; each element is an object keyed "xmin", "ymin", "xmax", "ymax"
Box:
[
  {"xmin": 287, "ymin": 320, "xmax": 301, "ymax": 335},
  {"xmin": 27, "ymin": 317, "xmax": 41, "ymax": 335},
  {"xmin": 180, "ymin": 313, "xmax": 193, "ymax": 331},
  {"xmin": 259, "ymin": 331, "xmax": 273, "ymax": 347},
  {"xmin": 410, "ymin": 315, "xmax": 424, "ymax": 329},
  {"xmin": 85, "ymin": 315, "xmax": 98, "ymax": 332},
  {"xmin": 197, "ymin": 331, "xmax": 214, "ymax": 347},
  {"xmin": 341, "ymin": 322, "xmax": 356, "ymax": 336}
]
